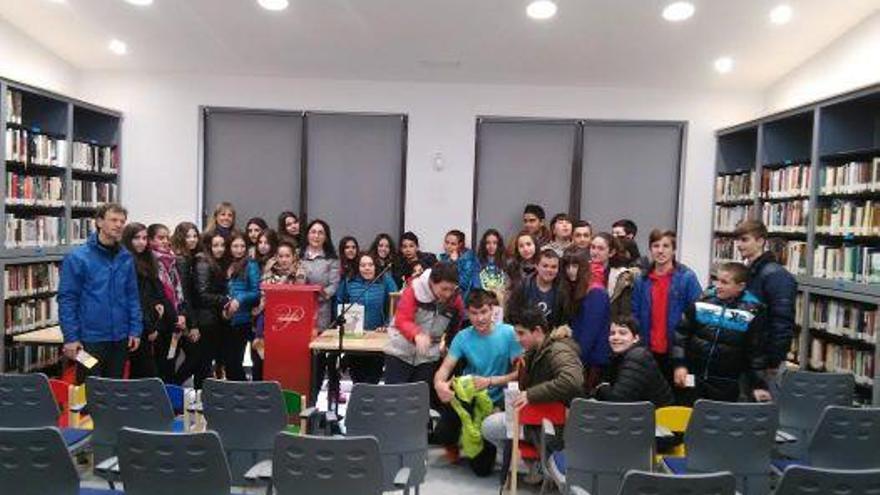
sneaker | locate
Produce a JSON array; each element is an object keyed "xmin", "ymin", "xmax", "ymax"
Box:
[{"xmin": 443, "ymin": 445, "xmax": 460, "ymax": 464}]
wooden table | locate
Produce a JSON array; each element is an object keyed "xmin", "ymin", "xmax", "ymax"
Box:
[
  {"xmin": 12, "ymin": 326, "xmax": 63, "ymax": 344},
  {"xmin": 308, "ymin": 329, "xmax": 389, "ymax": 406}
]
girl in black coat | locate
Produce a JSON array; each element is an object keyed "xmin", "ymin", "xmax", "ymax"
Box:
[
  {"xmin": 193, "ymin": 231, "xmax": 231, "ymax": 389},
  {"xmin": 594, "ymin": 316, "xmax": 673, "ymax": 407}
]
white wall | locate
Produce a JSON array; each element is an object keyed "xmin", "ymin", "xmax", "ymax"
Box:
[
  {"xmin": 764, "ymin": 10, "xmax": 880, "ymax": 112},
  {"xmin": 0, "ymin": 17, "xmax": 79, "ymax": 95},
  {"xmin": 77, "ymin": 72, "xmax": 762, "ymax": 282}
]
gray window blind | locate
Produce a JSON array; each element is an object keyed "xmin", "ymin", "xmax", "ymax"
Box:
[
  {"xmin": 580, "ymin": 123, "xmax": 683, "ymax": 250},
  {"xmin": 203, "ymin": 111, "xmax": 303, "ymax": 226},
  {"xmin": 305, "ymin": 113, "xmax": 405, "ymax": 243},
  {"xmin": 475, "ymin": 121, "xmax": 577, "ymax": 245}
]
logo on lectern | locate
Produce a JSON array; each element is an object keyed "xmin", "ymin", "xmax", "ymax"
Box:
[{"xmin": 271, "ymin": 305, "xmax": 306, "ymax": 332}]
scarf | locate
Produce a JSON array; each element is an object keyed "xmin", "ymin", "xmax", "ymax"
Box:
[{"xmin": 152, "ymin": 246, "xmax": 183, "ymax": 311}]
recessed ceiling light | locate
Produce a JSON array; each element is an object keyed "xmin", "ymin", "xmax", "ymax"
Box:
[
  {"xmin": 526, "ymin": 0, "xmax": 557, "ymax": 20},
  {"xmin": 662, "ymin": 2, "xmax": 695, "ymax": 22},
  {"xmin": 258, "ymin": 0, "xmax": 289, "ymax": 11},
  {"xmin": 714, "ymin": 56, "xmax": 734, "ymax": 74},
  {"xmin": 770, "ymin": 4, "xmax": 793, "ymax": 25},
  {"xmin": 124, "ymin": 0, "xmax": 153, "ymax": 5},
  {"xmin": 108, "ymin": 39, "xmax": 128, "ymax": 56}
]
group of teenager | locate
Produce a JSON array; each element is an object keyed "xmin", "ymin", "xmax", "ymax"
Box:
[{"xmin": 57, "ymin": 200, "xmax": 797, "ymax": 477}]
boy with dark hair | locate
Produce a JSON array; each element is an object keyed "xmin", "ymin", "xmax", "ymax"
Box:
[
  {"xmin": 396, "ymin": 231, "xmax": 438, "ymax": 284},
  {"xmin": 594, "ymin": 316, "xmax": 673, "ymax": 406},
  {"xmin": 611, "ymin": 218, "xmax": 638, "ymax": 239},
  {"xmin": 546, "ymin": 213, "xmax": 574, "ymax": 256},
  {"xmin": 672, "ymin": 262, "xmax": 771, "ymax": 403},
  {"xmin": 571, "ymin": 220, "xmax": 593, "ymax": 250},
  {"xmin": 522, "ymin": 204, "xmax": 552, "ymax": 246},
  {"xmin": 505, "ymin": 249, "xmax": 570, "ymax": 329}
]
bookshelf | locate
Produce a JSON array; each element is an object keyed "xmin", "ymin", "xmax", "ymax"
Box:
[
  {"xmin": 712, "ymin": 84, "xmax": 880, "ymax": 405},
  {"xmin": 0, "ymin": 77, "xmax": 121, "ymax": 373}
]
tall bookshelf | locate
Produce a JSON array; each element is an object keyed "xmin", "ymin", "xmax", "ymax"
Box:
[
  {"xmin": 0, "ymin": 77, "xmax": 121, "ymax": 373},
  {"xmin": 712, "ymin": 84, "xmax": 880, "ymax": 405}
]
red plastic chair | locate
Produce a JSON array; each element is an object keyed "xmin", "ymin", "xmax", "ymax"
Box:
[
  {"xmin": 518, "ymin": 401, "xmax": 567, "ymax": 460},
  {"xmin": 48, "ymin": 378, "xmax": 71, "ymax": 427}
]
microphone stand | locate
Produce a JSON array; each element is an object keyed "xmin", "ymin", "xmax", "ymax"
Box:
[{"xmin": 327, "ymin": 261, "xmax": 394, "ymax": 415}]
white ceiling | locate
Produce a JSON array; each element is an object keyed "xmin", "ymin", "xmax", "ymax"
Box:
[{"xmin": 0, "ymin": 0, "xmax": 877, "ymax": 90}]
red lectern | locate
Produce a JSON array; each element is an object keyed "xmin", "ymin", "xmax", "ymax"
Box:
[{"xmin": 261, "ymin": 284, "xmax": 321, "ymax": 401}]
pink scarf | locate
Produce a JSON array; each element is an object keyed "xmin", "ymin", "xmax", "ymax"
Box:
[{"xmin": 152, "ymin": 246, "xmax": 183, "ymax": 311}]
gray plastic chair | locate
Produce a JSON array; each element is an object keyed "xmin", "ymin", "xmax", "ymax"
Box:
[
  {"xmin": 776, "ymin": 370, "xmax": 854, "ymax": 458},
  {"xmin": 775, "ymin": 465, "xmax": 880, "ymax": 494},
  {"xmin": 663, "ymin": 400, "xmax": 777, "ymax": 495},
  {"xmin": 616, "ymin": 469, "xmax": 737, "ymax": 495},
  {"xmin": 201, "ymin": 379, "xmax": 287, "ymax": 483},
  {"xmin": 806, "ymin": 406, "xmax": 880, "ymax": 469},
  {"xmin": 0, "ymin": 426, "xmax": 121, "ymax": 495},
  {"xmin": 345, "ymin": 382, "xmax": 430, "ymax": 494},
  {"xmin": 272, "ymin": 433, "xmax": 387, "ymax": 495},
  {"xmin": 117, "ymin": 427, "xmax": 232, "ymax": 495},
  {"xmin": 551, "ymin": 399, "xmax": 654, "ymax": 495}
]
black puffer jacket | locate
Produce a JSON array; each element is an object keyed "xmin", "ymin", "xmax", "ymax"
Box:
[
  {"xmin": 175, "ymin": 254, "xmax": 198, "ymax": 330},
  {"xmin": 194, "ymin": 254, "xmax": 229, "ymax": 328},
  {"xmin": 746, "ymin": 251, "xmax": 797, "ymax": 367},
  {"xmin": 673, "ymin": 287, "xmax": 768, "ymax": 388},
  {"xmin": 594, "ymin": 345, "xmax": 673, "ymax": 407}
]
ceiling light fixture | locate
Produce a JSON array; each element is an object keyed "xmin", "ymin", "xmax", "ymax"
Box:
[
  {"xmin": 714, "ymin": 56, "xmax": 734, "ymax": 74},
  {"xmin": 258, "ymin": 0, "xmax": 289, "ymax": 11},
  {"xmin": 526, "ymin": 0, "xmax": 557, "ymax": 20},
  {"xmin": 662, "ymin": 2, "xmax": 695, "ymax": 22},
  {"xmin": 108, "ymin": 39, "xmax": 128, "ymax": 55},
  {"xmin": 769, "ymin": 4, "xmax": 793, "ymax": 25},
  {"xmin": 124, "ymin": 0, "xmax": 154, "ymax": 6}
]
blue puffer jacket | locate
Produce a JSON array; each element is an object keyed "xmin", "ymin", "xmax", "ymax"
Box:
[
  {"xmin": 337, "ymin": 273, "xmax": 398, "ymax": 330},
  {"xmin": 631, "ymin": 263, "xmax": 703, "ymax": 354},
  {"xmin": 58, "ymin": 232, "xmax": 143, "ymax": 344},
  {"xmin": 746, "ymin": 251, "xmax": 797, "ymax": 367},
  {"xmin": 227, "ymin": 259, "xmax": 261, "ymax": 327},
  {"xmin": 439, "ymin": 249, "xmax": 477, "ymax": 299}
]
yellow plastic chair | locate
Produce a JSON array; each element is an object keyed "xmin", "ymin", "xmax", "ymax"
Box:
[{"xmin": 656, "ymin": 406, "xmax": 692, "ymax": 461}]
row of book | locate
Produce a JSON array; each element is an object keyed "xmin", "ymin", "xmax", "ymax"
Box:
[
  {"xmin": 4, "ymin": 214, "xmax": 64, "ymax": 249},
  {"xmin": 72, "ymin": 142, "xmax": 118, "ymax": 174},
  {"xmin": 714, "ymin": 204, "xmax": 755, "ymax": 233},
  {"xmin": 820, "ymin": 159, "xmax": 880, "ymax": 195},
  {"xmin": 761, "ymin": 199, "xmax": 809, "ymax": 233},
  {"xmin": 813, "ymin": 244, "xmax": 880, "ymax": 284},
  {"xmin": 715, "ymin": 171, "xmax": 754, "ymax": 203},
  {"xmin": 4, "ymin": 296, "xmax": 58, "ymax": 335},
  {"xmin": 814, "ymin": 199, "xmax": 880, "ymax": 236},
  {"xmin": 788, "ymin": 293, "xmax": 805, "ymax": 365},
  {"xmin": 4, "ymin": 262, "xmax": 60, "ymax": 299},
  {"xmin": 808, "ymin": 297, "xmax": 878, "ymax": 343},
  {"xmin": 4, "ymin": 128, "xmax": 67, "ymax": 167},
  {"xmin": 71, "ymin": 217, "xmax": 96, "ymax": 245},
  {"xmin": 711, "ymin": 237, "xmax": 744, "ymax": 263},
  {"xmin": 5, "ymin": 173, "xmax": 64, "ymax": 206},
  {"xmin": 761, "ymin": 163, "xmax": 811, "ymax": 199},
  {"xmin": 71, "ymin": 180, "xmax": 118, "ymax": 207},
  {"xmin": 4, "ymin": 89, "xmax": 22, "ymax": 125},
  {"xmin": 711, "ymin": 239, "xmax": 807, "ymax": 276},
  {"xmin": 4, "ymin": 344, "xmax": 61, "ymax": 374},
  {"xmin": 809, "ymin": 339, "xmax": 874, "ymax": 386}
]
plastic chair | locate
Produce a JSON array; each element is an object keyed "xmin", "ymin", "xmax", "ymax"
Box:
[
  {"xmin": 201, "ymin": 379, "xmax": 287, "ymax": 483},
  {"xmin": 164, "ymin": 384, "xmax": 185, "ymax": 415},
  {"xmin": 345, "ymin": 382, "xmax": 430, "ymax": 494},
  {"xmin": 655, "ymin": 406, "xmax": 691, "ymax": 458},
  {"xmin": 776, "ymin": 370, "xmax": 854, "ymax": 458},
  {"xmin": 775, "ymin": 465, "xmax": 880, "ymax": 495},
  {"xmin": 271, "ymin": 433, "xmax": 399, "ymax": 495},
  {"xmin": 661, "ymin": 400, "xmax": 778, "ymax": 495},
  {"xmin": 0, "ymin": 426, "xmax": 121, "ymax": 495},
  {"xmin": 616, "ymin": 469, "xmax": 737, "ymax": 495},
  {"xmin": 548, "ymin": 399, "xmax": 655, "ymax": 495},
  {"xmin": 282, "ymin": 389, "xmax": 308, "ymax": 434},
  {"xmin": 506, "ymin": 401, "xmax": 566, "ymax": 495}
]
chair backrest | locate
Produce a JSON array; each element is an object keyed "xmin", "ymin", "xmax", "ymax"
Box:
[
  {"xmin": 520, "ymin": 401, "xmax": 567, "ymax": 426},
  {"xmin": 48, "ymin": 379, "xmax": 72, "ymax": 427},
  {"xmin": 808, "ymin": 406, "xmax": 880, "ymax": 469},
  {"xmin": 346, "ymin": 382, "xmax": 430, "ymax": 490},
  {"xmin": 117, "ymin": 427, "xmax": 232, "ymax": 495},
  {"xmin": 85, "ymin": 376, "xmax": 175, "ymax": 461},
  {"xmin": 0, "ymin": 427, "xmax": 79, "ymax": 495},
  {"xmin": 685, "ymin": 400, "xmax": 777, "ymax": 474},
  {"xmin": 617, "ymin": 469, "xmax": 737, "ymax": 495},
  {"xmin": 164, "ymin": 384, "xmax": 185, "ymax": 415},
  {"xmin": 775, "ymin": 465, "xmax": 880, "ymax": 495},
  {"xmin": 564, "ymin": 399, "xmax": 655, "ymax": 495},
  {"xmin": 0, "ymin": 373, "xmax": 59, "ymax": 427},
  {"xmin": 778, "ymin": 371, "xmax": 853, "ymax": 433},
  {"xmin": 272, "ymin": 433, "xmax": 383, "ymax": 495},
  {"xmin": 655, "ymin": 406, "xmax": 692, "ymax": 433}
]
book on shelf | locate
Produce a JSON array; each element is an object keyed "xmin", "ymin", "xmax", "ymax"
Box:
[
  {"xmin": 3, "ymin": 88, "xmax": 22, "ymax": 125},
  {"xmin": 712, "ymin": 237, "xmax": 744, "ymax": 264},
  {"xmin": 815, "ymin": 199, "xmax": 880, "ymax": 236},
  {"xmin": 768, "ymin": 238, "xmax": 807, "ymax": 276},
  {"xmin": 4, "ymin": 344, "xmax": 61, "ymax": 374},
  {"xmin": 715, "ymin": 171, "xmax": 754, "ymax": 203},
  {"xmin": 813, "ymin": 244, "xmax": 880, "ymax": 284},
  {"xmin": 72, "ymin": 142, "xmax": 118, "ymax": 174},
  {"xmin": 761, "ymin": 199, "xmax": 809, "ymax": 233},
  {"xmin": 4, "ymin": 128, "xmax": 67, "ymax": 167},
  {"xmin": 4, "ymin": 214, "xmax": 64, "ymax": 249},
  {"xmin": 809, "ymin": 296, "xmax": 878, "ymax": 344},
  {"xmin": 820, "ymin": 159, "xmax": 880, "ymax": 195},
  {"xmin": 809, "ymin": 338, "xmax": 874, "ymax": 386},
  {"xmin": 71, "ymin": 217, "xmax": 96, "ymax": 245},
  {"xmin": 714, "ymin": 204, "xmax": 756, "ymax": 232},
  {"xmin": 4, "ymin": 262, "xmax": 60, "ymax": 299},
  {"xmin": 71, "ymin": 180, "xmax": 118, "ymax": 207},
  {"xmin": 761, "ymin": 163, "xmax": 811, "ymax": 199},
  {"xmin": 5, "ymin": 173, "xmax": 64, "ymax": 207},
  {"xmin": 4, "ymin": 296, "xmax": 58, "ymax": 335}
]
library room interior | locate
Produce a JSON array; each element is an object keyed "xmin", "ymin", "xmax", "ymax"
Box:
[{"xmin": 2, "ymin": 1, "xmax": 880, "ymax": 494}]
